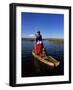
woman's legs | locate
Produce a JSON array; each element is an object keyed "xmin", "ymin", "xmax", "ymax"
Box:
[{"xmin": 35, "ymin": 44, "xmax": 45, "ymax": 57}]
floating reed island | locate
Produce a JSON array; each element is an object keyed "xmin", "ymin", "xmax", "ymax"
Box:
[
  {"xmin": 22, "ymin": 37, "xmax": 47, "ymax": 41},
  {"xmin": 22, "ymin": 37, "xmax": 64, "ymax": 43},
  {"xmin": 48, "ymin": 38, "xmax": 64, "ymax": 43}
]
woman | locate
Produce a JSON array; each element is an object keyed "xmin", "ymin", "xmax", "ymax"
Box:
[{"xmin": 34, "ymin": 31, "xmax": 48, "ymax": 59}]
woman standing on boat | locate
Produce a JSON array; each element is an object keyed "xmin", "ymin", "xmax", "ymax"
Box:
[{"xmin": 34, "ymin": 31, "xmax": 47, "ymax": 59}]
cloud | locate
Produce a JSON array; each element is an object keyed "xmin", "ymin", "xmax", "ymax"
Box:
[
  {"xmin": 22, "ymin": 34, "xmax": 35, "ymax": 38},
  {"xmin": 29, "ymin": 34, "xmax": 34, "ymax": 37}
]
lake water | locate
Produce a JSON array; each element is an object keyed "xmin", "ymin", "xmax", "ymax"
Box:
[{"xmin": 22, "ymin": 40, "xmax": 64, "ymax": 77}]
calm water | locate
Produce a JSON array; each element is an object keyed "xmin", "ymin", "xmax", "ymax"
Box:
[{"xmin": 22, "ymin": 40, "xmax": 64, "ymax": 77}]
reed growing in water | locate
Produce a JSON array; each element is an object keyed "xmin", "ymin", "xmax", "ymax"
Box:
[{"xmin": 48, "ymin": 38, "xmax": 64, "ymax": 43}]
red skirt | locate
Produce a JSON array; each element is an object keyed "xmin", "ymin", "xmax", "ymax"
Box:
[{"xmin": 34, "ymin": 43, "xmax": 44, "ymax": 57}]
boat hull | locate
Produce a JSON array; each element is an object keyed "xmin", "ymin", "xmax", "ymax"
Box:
[{"xmin": 32, "ymin": 51, "xmax": 60, "ymax": 67}]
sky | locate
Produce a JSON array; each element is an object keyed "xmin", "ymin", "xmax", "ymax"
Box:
[{"xmin": 21, "ymin": 12, "xmax": 64, "ymax": 38}]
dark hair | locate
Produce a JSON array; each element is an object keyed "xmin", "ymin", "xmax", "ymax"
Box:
[{"xmin": 37, "ymin": 31, "xmax": 40, "ymax": 35}]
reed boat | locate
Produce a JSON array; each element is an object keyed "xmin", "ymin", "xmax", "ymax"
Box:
[{"xmin": 32, "ymin": 51, "xmax": 60, "ymax": 67}]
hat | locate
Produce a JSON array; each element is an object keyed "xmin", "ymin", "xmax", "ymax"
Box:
[{"xmin": 37, "ymin": 31, "xmax": 40, "ymax": 34}]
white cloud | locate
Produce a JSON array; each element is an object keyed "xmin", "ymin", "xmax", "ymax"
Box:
[
  {"xmin": 29, "ymin": 34, "xmax": 34, "ymax": 37},
  {"xmin": 22, "ymin": 34, "xmax": 35, "ymax": 38}
]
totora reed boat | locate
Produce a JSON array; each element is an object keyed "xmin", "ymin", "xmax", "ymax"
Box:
[{"xmin": 32, "ymin": 51, "xmax": 60, "ymax": 67}]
